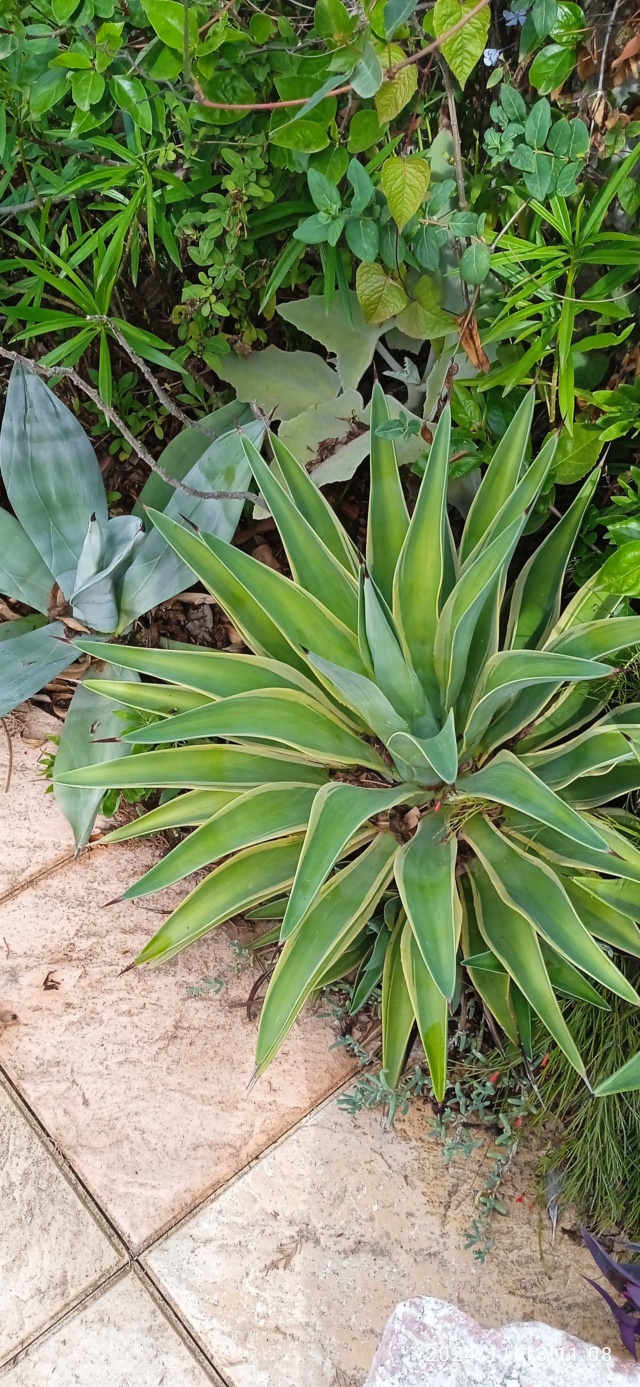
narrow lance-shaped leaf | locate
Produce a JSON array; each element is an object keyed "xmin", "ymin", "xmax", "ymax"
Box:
[
  {"xmin": 366, "ymin": 383, "xmax": 409, "ymax": 606},
  {"xmin": 400, "ymin": 921, "xmax": 449, "ymax": 1101},
  {"xmin": 363, "ymin": 574, "xmax": 432, "ymax": 728},
  {"xmin": 122, "ymin": 784, "xmax": 319, "ymax": 899},
  {"xmin": 281, "ymin": 782, "xmax": 419, "ymax": 942},
  {"xmin": 459, "ymin": 873, "xmax": 519, "ymax": 1047},
  {"xmin": 468, "ymin": 861, "xmax": 587, "ymax": 1076},
  {"xmin": 382, "ymin": 916, "xmax": 415, "ymax": 1089},
  {"xmin": 507, "ymin": 469, "xmax": 599, "ymax": 650},
  {"xmin": 122, "ymin": 688, "xmax": 387, "ymax": 771},
  {"xmin": 464, "ymin": 650, "xmax": 613, "ymax": 753},
  {"xmin": 456, "ymin": 751, "xmax": 609, "ymax": 852},
  {"xmin": 84, "ymin": 679, "xmax": 211, "ymax": 716},
  {"xmin": 104, "ymin": 790, "xmax": 241, "ymax": 842},
  {"xmin": 53, "ymin": 665, "xmax": 139, "ymax": 849},
  {"xmin": 306, "ymin": 650, "xmax": 409, "ymax": 743},
  {"xmin": 395, "ymin": 809, "xmax": 459, "ymax": 999},
  {"xmin": 136, "ymin": 837, "xmax": 304, "ymax": 967},
  {"xmin": 460, "ymin": 390, "xmax": 534, "ymax": 563},
  {"xmin": 268, "ymin": 432, "xmax": 359, "ymax": 575},
  {"xmin": 434, "ymin": 516, "xmax": 524, "ymax": 710},
  {"xmin": 463, "ymin": 814, "xmax": 640, "ymax": 1004},
  {"xmin": 388, "ymin": 709, "xmax": 458, "ymax": 784},
  {"xmin": 56, "ymin": 743, "xmax": 330, "ymax": 790},
  {"xmin": 256, "ymin": 833, "xmax": 399, "ymax": 1072}
]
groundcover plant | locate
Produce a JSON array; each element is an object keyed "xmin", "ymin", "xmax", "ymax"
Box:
[{"xmin": 58, "ymin": 387, "xmax": 640, "ymax": 1096}]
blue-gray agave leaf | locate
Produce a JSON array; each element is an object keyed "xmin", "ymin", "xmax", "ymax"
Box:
[
  {"xmin": 0, "ymin": 621, "xmax": 74, "ymax": 718},
  {"xmin": 71, "ymin": 514, "xmax": 144, "ymax": 632},
  {"xmin": 0, "ymin": 506, "xmax": 53, "ymax": 613}
]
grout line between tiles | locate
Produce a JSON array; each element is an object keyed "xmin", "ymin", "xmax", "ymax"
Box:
[{"xmin": 132, "ymin": 1264, "xmax": 231, "ymax": 1386}]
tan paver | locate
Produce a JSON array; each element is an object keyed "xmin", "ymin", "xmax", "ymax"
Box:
[
  {"xmin": 144, "ymin": 1100, "xmax": 616, "ymax": 1387},
  {"xmin": 0, "ymin": 723, "xmax": 353, "ymax": 1250},
  {"xmin": 0, "ymin": 707, "xmax": 73, "ymax": 899},
  {"xmin": 0, "ymin": 1079, "xmax": 124, "ymax": 1366},
  {"xmin": 0, "ymin": 1270, "xmax": 215, "ymax": 1384}
]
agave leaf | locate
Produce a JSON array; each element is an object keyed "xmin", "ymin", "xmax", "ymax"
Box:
[
  {"xmin": 122, "ymin": 784, "xmax": 319, "ymax": 899},
  {"xmin": 134, "ymin": 400, "xmax": 252, "ymax": 519},
  {"xmin": 0, "ymin": 621, "xmax": 75, "ymax": 720},
  {"xmin": 395, "ymin": 809, "xmax": 458, "ymax": 999},
  {"xmin": 388, "ymin": 709, "xmax": 458, "ymax": 784},
  {"xmin": 464, "ymin": 650, "xmax": 613, "ymax": 753},
  {"xmin": 540, "ymin": 943, "xmax": 609, "ymax": 1009},
  {"xmin": 572, "ymin": 874, "xmax": 640, "ymax": 923},
  {"xmin": 462, "ymin": 433, "xmax": 557, "ymax": 571},
  {"xmin": 392, "ymin": 406, "xmax": 451, "ymax": 711},
  {"xmin": 363, "ymin": 575, "xmax": 432, "ymax": 729},
  {"xmin": 281, "ymin": 781, "xmax": 414, "ymax": 940},
  {"xmin": 256, "ymin": 833, "xmax": 399, "ymax": 1071},
  {"xmin": 366, "ymin": 383, "xmax": 409, "ymax": 606},
  {"xmin": 522, "ymin": 727, "xmax": 637, "ymax": 790},
  {"xmin": 136, "ymin": 837, "xmax": 305, "ymax": 967},
  {"xmin": 0, "ymin": 363, "xmax": 107, "ymax": 596},
  {"xmin": 313, "ymin": 932, "xmax": 372, "ymax": 991},
  {"xmin": 560, "ymin": 877, "xmax": 640, "ymax": 956},
  {"xmin": 104, "ymin": 789, "xmax": 241, "ymax": 842},
  {"xmin": 457, "ymin": 752, "xmax": 609, "ymax": 852},
  {"xmin": 306, "ymin": 651, "xmax": 409, "ymax": 742},
  {"xmin": 499, "ymin": 683, "xmax": 610, "ymax": 756},
  {"xmin": 53, "ymin": 665, "xmax": 139, "ymax": 848},
  {"xmin": 84, "ymin": 679, "xmax": 211, "ymax": 716},
  {"xmin": 268, "ymin": 432, "xmax": 359, "ymax": 575},
  {"xmin": 116, "ymin": 421, "xmax": 262, "ymax": 631},
  {"xmin": 71, "ymin": 515, "xmax": 143, "ymax": 633},
  {"xmin": 548, "ymin": 565, "xmax": 620, "ymax": 639},
  {"xmin": 0, "ymin": 507, "xmax": 53, "ymax": 613},
  {"xmin": 468, "ymin": 861, "xmax": 586, "ymax": 1075},
  {"xmin": 350, "ymin": 922, "xmax": 391, "ymax": 1013},
  {"xmin": 459, "ymin": 390, "xmax": 535, "ymax": 564},
  {"xmin": 464, "ymin": 814, "xmax": 639, "ymax": 1004},
  {"xmin": 56, "ymin": 743, "xmax": 330, "ymax": 789},
  {"xmin": 549, "ymin": 616, "xmax": 640, "ymax": 661},
  {"xmin": 507, "ymin": 469, "xmax": 600, "ymax": 650},
  {"xmin": 434, "ymin": 516, "xmax": 524, "ymax": 711},
  {"xmin": 562, "ymin": 762, "xmax": 640, "ymax": 807},
  {"xmin": 594, "ymin": 1052, "xmax": 640, "ymax": 1097},
  {"xmin": 382, "ymin": 916, "xmax": 415, "ymax": 1089},
  {"xmin": 459, "ymin": 874, "xmax": 519, "ymax": 1047},
  {"xmin": 198, "ymin": 527, "xmax": 365, "ymax": 674},
  {"xmin": 242, "ymin": 436, "xmax": 358, "ymax": 631},
  {"xmin": 122, "ymin": 688, "xmax": 386, "ymax": 770},
  {"xmin": 501, "ymin": 809, "xmax": 640, "ymax": 882}
]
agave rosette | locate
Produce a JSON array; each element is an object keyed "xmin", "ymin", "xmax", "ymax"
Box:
[{"xmin": 59, "ymin": 387, "xmax": 640, "ymax": 1096}]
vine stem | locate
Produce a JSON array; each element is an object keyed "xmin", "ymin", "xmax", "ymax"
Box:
[
  {"xmin": 0, "ymin": 346, "xmax": 258, "ymax": 503},
  {"xmin": 196, "ymin": 0, "xmax": 490, "ymax": 110}
]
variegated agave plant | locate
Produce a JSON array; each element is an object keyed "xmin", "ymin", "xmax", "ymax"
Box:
[{"xmin": 59, "ymin": 387, "xmax": 640, "ymax": 1097}]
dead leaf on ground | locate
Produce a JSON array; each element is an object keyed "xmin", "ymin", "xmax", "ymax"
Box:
[
  {"xmin": 252, "ymin": 544, "xmax": 281, "ymax": 571},
  {"xmin": 612, "ymin": 32, "xmax": 640, "ymax": 69}
]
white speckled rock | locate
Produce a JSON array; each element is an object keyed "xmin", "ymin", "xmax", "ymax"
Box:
[{"xmin": 364, "ymin": 1298, "xmax": 640, "ymax": 1386}]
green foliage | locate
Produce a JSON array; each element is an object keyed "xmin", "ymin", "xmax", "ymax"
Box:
[
  {"xmin": 57, "ymin": 391, "xmax": 640, "ymax": 1096},
  {"xmin": 0, "ymin": 361, "xmax": 261, "ymax": 844}
]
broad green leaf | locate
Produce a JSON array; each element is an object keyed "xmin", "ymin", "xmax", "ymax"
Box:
[
  {"xmin": 460, "ymin": 390, "xmax": 534, "ymax": 563},
  {"xmin": 457, "ymin": 752, "xmax": 609, "ymax": 852},
  {"xmin": 553, "ymin": 422, "xmax": 603, "ymax": 485},
  {"xmin": 464, "ymin": 814, "xmax": 639, "ymax": 1003},
  {"xmin": 122, "ymin": 785, "xmax": 319, "ymax": 899},
  {"xmin": 281, "ymin": 782, "xmax": 413, "ymax": 939},
  {"xmin": 433, "ymin": 0, "xmax": 491, "ymax": 88},
  {"xmin": 135, "ymin": 401, "xmax": 251, "ymax": 519},
  {"xmin": 507, "ymin": 469, "xmax": 599, "ymax": 649},
  {"xmin": 123, "ymin": 688, "xmax": 387, "ymax": 770},
  {"xmin": 0, "ymin": 622, "xmax": 75, "ymax": 720},
  {"xmin": 104, "ymin": 790, "xmax": 240, "ymax": 842},
  {"xmin": 110, "ymin": 75, "xmax": 152, "ymax": 134},
  {"xmin": 502, "ymin": 811, "xmax": 640, "ymax": 884},
  {"xmin": 380, "ymin": 155, "xmax": 430, "ymax": 230},
  {"xmin": 0, "ymin": 507, "xmax": 53, "ymax": 613},
  {"xmin": 464, "ymin": 649, "xmax": 612, "ymax": 751},
  {"xmin": 56, "ymin": 744, "xmax": 329, "ymax": 790},
  {"xmin": 277, "ymin": 292, "xmax": 383, "ymax": 392},
  {"xmin": 393, "ymin": 406, "xmax": 450, "ymax": 710},
  {"xmin": 563, "ymin": 761, "xmax": 640, "ymax": 808},
  {"xmin": 395, "ymin": 809, "xmax": 458, "ymax": 998},
  {"xmin": 382, "ymin": 917, "xmax": 415, "ymax": 1087},
  {"xmin": 242, "ymin": 437, "xmax": 358, "ymax": 629},
  {"xmin": 142, "ymin": 0, "xmax": 198, "ymax": 49},
  {"xmin": 117, "ymin": 421, "xmax": 261, "ymax": 632},
  {"xmin": 375, "ymin": 50, "xmax": 417, "ymax": 122},
  {"xmin": 400, "ymin": 922, "xmax": 448, "ymax": 1100},
  {"xmin": 0, "ymin": 364, "xmax": 106, "ymax": 597},
  {"xmin": 256, "ymin": 834, "xmax": 398, "ymax": 1070},
  {"xmin": 388, "ymin": 709, "xmax": 458, "ymax": 784},
  {"xmin": 136, "ymin": 838, "xmax": 304, "ymax": 967},
  {"xmin": 216, "ymin": 346, "xmax": 340, "ymax": 422},
  {"xmin": 468, "ymin": 863, "xmax": 586, "ymax": 1074},
  {"xmin": 529, "ymin": 43, "xmax": 575, "ymax": 95},
  {"xmin": 383, "ymin": 0, "xmax": 418, "ymax": 35},
  {"xmin": 348, "ymin": 108, "xmax": 384, "ymax": 153},
  {"xmin": 271, "ymin": 119, "xmax": 330, "ymax": 153},
  {"xmin": 351, "ymin": 41, "xmax": 384, "ymax": 98},
  {"xmin": 356, "ymin": 262, "xmax": 408, "ymax": 323},
  {"xmin": 30, "ymin": 70, "xmax": 69, "ymax": 117},
  {"xmin": 594, "ymin": 1052, "xmax": 640, "ymax": 1096},
  {"xmin": 459, "ymin": 242, "xmax": 491, "ymax": 285},
  {"xmin": 366, "ymin": 384, "xmax": 409, "ymax": 606}
]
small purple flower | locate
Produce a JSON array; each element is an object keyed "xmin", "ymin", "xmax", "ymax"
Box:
[
  {"xmin": 483, "ymin": 47, "xmax": 503, "ymax": 66},
  {"xmin": 504, "ymin": 7, "xmax": 528, "ymax": 25}
]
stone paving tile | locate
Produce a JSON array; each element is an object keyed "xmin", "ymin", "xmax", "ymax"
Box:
[
  {"xmin": 0, "ymin": 708, "xmax": 74, "ymax": 899},
  {"xmin": 0, "ymin": 1078, "xmax": 124, "ymax": 1366},
  {"xmin": 0, "ymin": 725, "xmax": 353, "ymax": 1250},
  {"xmin": 144, "ymin": 1099, "xmax": 616, "ymax": 1387},
  {"xmin": 0, "ymin": 1270, "xmax": 217, "ymax": 1385}
]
